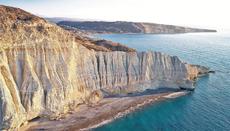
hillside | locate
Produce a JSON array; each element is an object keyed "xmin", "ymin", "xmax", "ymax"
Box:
[{"xmin": 57, "ymin": 21, "xmax": 217, "ymax": 34}]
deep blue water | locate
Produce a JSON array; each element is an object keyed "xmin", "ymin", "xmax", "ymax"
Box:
[{"xmin": 94, "ymin": 32, "xmax": 230, "ymax": 131}]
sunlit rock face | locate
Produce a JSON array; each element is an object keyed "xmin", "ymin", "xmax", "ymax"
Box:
[{"xmin": 0, "ymin": 5, "xmax": 208, "ymax": 130}]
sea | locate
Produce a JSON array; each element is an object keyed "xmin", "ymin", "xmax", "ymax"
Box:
[{"xmin": 94, "ymin": 32, "xmax": 230, "ymax": 131}]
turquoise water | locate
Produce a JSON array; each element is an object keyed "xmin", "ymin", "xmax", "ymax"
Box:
[{"xmin": 94, "ymin": 33, "xmax": 230, "ymax": 131}]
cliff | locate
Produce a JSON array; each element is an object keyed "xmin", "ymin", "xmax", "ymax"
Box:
[
  {"xmin": 0, "ymin": 5, "xmax": 209, "ymax": 130},
  {"xmin": 57, "ymin": 21, "xmax": 217, "ymax": 34}
]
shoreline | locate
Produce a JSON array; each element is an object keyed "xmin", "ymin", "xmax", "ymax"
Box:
[
  {"xmin": 20, "ymin": 91, "xmax": 189, "ymax": 131},
  {"xmin": 85, "ymin": 91, "xmax": 190, "ymax": 130}
]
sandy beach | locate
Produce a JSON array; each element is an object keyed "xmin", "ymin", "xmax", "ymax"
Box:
[{"xmin": 20, "ymin": 91, "xmax": 189, "ymax": 131}]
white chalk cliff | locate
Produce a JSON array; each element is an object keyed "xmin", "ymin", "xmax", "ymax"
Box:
[{"xmin": 0, "ymin": 5, "xmax": 209, "ymax": 130}]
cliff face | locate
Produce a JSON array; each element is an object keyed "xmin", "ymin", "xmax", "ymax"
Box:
[
  {"xmin": 0, "ymin": 5, "xmax": 209, "ymax": 130},
  {"xmin": 57, "ymin": 21, "xmax": 217, "ymax": 34}
]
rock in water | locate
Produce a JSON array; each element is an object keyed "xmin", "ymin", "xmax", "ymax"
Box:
[{"xmin": 0, "ymin": 5, "xmax": 209, "ymax": 130}]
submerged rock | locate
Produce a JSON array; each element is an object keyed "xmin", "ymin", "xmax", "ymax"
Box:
[{"xmin": 0, "ymin": 5, "xmax": 210, "ymax": 130}]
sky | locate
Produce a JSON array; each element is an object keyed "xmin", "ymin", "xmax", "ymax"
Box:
[{"xmin": 0, "ymin": 0, "xmax": 230, "ymax": 30}]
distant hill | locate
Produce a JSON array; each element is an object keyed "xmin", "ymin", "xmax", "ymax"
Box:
[
  {"xmin": 45, "ymin": 17, "xmax": 98, "ymax": 23},
  {"xmin": 57, "ymin": 21, "xmax": 217, "ymax": 34},
  {"xmin": 45, "ymin": 17, "xmax": 85, "ymax": 23}
]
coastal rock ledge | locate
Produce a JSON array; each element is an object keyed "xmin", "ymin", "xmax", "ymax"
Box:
[{"xmin": 0, "ymin": 5, "xmax": 210, "ymax": 130}]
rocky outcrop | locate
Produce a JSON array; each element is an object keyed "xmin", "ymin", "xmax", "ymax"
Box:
[
  {"xmin": 57, "ymin": 21, "xmax": 217, "ymax": 34},
  {"xmin": 0, "ymin": 5, "xmax": 209, "ymax": 130}
]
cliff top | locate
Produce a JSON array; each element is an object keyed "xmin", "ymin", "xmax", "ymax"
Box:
[
  {"xmin": 0, "ymin": 5, "xmax": 44, "ymax": 24},
  {"xmin": 0, "ymin": 5, "xmax": 135, "ymax": 52},
  {"xmin": 0, "ymin": 5, "xmax": 73, "ymax": 49}
]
